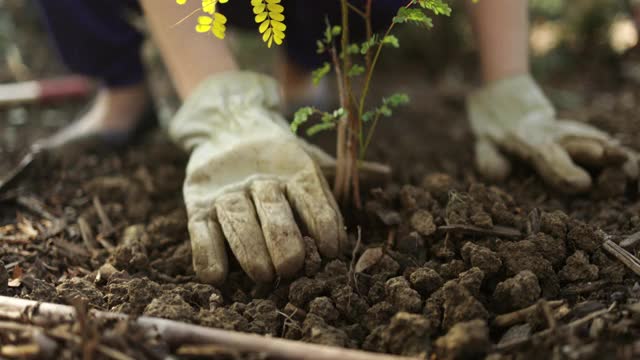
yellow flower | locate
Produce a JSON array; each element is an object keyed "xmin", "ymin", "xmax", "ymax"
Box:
[{"xmin": 252, "ymin": 0, "xmax": 286, "ymax": 47}]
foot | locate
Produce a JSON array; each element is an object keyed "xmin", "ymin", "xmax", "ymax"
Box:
[{"xmin": 36, "ymin": 83, "xmax": 151, "ymax": 149}]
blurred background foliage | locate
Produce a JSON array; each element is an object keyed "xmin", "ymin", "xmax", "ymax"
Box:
[{"xmin": 0, "ymin": 0, "xmax": 638, "ymax": 84}]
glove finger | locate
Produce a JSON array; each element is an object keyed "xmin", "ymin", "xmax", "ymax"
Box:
[
  {"xmin": 286, "ymin": 165, "xmax": 346, "ymax": 259},
  {"xmin": 475, "ymin": 137, "xmax": 511, "ymax": 181},
  {"xmin": 528, "ymin": 141, "xmax": 592, "ymax": 192},
  {"xmin": 561, "ymin": 138, "xmax": 606, "ymax": 167},
  {"xmin": 188, "ymin": 212, "xmax": 228, "ymax": 285},
  {"xmin": 555, "ymin": 120, "xmax": 611, "ymax": 142},
  {"xmin": 251, "ymin": 180, "xmax": 305, "ymax": 278},
  {"xmin": 215, "ymin": 192, "xmax": 276, "ymax": 283}
]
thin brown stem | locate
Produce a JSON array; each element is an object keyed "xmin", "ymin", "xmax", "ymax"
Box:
[{"xmin": 346, "ymin": 2, "xmax": 367, "ymax": 19}]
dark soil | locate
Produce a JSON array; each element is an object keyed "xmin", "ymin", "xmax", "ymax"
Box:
[{"xmin": 3, "ymin": 1, "xmax": 640, "ymax": 359}]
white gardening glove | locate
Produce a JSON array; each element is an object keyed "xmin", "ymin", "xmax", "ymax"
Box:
[
  {"xmin": 169, "ymin": 71, "xmax": 346, "ymax": 285},
  {"xmin": 467, "ymin": 75, "xmax": 638, "ymax": 192}
]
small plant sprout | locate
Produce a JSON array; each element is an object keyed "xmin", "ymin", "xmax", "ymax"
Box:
[
  {"xmin": 292, "ymin": 0, "xmax": 453, "ymax": 207},
  {"xmin": 174, "ymin": 0, "xmax": 457, "ymax": 207}
]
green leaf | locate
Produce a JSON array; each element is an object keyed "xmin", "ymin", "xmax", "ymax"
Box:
[
  {"xmin": 417, "ymin": 0, "xmax": 452, "ymax": 16},
  {"xmin": 393, "ymin": 7, "xmax": 433, "ymax": 28},
  {"xmin": 291, "ymin": 107, "xmax": 316, "ymax": 133},
  {"xmin": 316, "ymin": 40, "xmax": 326, "ymax": 54},
  {"xmin": 382, "ymin": 35, "xmax": 400, "ymax": 48},
  {"xmin": 307, "ymin": 122, "xmax": 336, "ymax": 136},
  {"xmin": 360, "ymin": 34, "xmax": 379, "ymax": 54},
  {"xmin": 362, "ymin": 110, "xmax": 375, "ymax": 122},
  {"xmin": 312, "ymin": 62, "xmax": 331, "ymax": 85},
  {"xmin": 348, "ymin": 64, "xmax": 365, "ymax": 77},
  {"xmin": 362, "ymin": 93, "xmax": 410, "ymax": 123},
  {"xmin": 346, "ymin": 43, "xmax": 360, "ymax": 54},
  {"xmin": 384, "ymin": 93, "xmax": 410, "ymax": 107}
]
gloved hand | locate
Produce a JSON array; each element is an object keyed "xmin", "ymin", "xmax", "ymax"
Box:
[
  {"xmin": 467, "ymin": 75, "xmax": 638, "ymax": 192},
  {"xmin": 170, "ymin": 71, "xmax": 346, "ymax": 285}
]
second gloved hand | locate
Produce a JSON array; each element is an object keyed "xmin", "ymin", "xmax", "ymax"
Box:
[
  {"xmin": 467, "ymin": 75, "xmax": 638, "ymax": 192},
  {"xmin": 170, "ymin": 71, "xmax": 346, "ymax": 285}
]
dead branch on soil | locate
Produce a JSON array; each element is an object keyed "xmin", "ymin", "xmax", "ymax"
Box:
[
  {"xmin": 495, "ymin": 303, "xmax": 614, "ymax": 352},
  {"xmin": 493, "ymin": 300, "xmax": 565, "ymax": 328},
  {"xmin": 0, "ymin": 296, "xmax": 419, "ymax": 360},
  {"xmin": 438, "ymin": 224, "xmax": 522, "ymax": 239},
  {"xmin": 603, "ymin": 240, "xmax": 640, "ymax": 277}
]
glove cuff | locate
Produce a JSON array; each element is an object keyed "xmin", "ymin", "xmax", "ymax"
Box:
[{"xmin": 169, "ymin": 71, "xmax": 290, "ymax": 151}]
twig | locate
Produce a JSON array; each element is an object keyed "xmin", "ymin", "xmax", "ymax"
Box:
[
  {"xmin": 16, "ymin": 195, "xmax": 57, "ymax": 221},
  {"xmin": 603, "ymin": 240, "xmax": 640, "ymax": 277},
  {"xmin": 77, "ymin": 217, "xmax": 98, "ymax": 251},
  {"xmin": 496, "ymin": 306, "xmax": 612, "ymax": 352},
  {"xmin": 48, "ymin": 327, "xmax": 135, "ymax": 360},
  {"xmin": 348, "ymin": 226, "xmax": 363, "ymax": 289},
  {"xmin": 93, "ymin": 196, "xmax": 114, "ymax": 236},
  {"xmin": 493, "ymin": 300, "xmax": 564, "ymax": 328},
  {"xmin": 539, "ymin": 299, "xmax": 557, "ymax": 330},
  {"xmin": 0, "ymin": 296, "xmax": 418, "ymax": 360},
  {"xmin": 619, "ymin": 231, "xmax": 640, "ymax": 249},
  {"xmin": 438, "ymin": 224, "xmax": 522, "ymax": 239}
]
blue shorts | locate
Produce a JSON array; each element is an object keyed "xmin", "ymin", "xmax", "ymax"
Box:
[{"xmin": 36, "ymin": 0, "xmax": 403, "ymax": 88}]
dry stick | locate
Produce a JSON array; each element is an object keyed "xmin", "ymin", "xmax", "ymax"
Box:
[
  {"xmin": 0, "ymin": 296, "xmax": 418, "ymax": 360},
  {"xmin": 16, "ymin": 196, "xmax": 57, "ymax": 221},
  {"xmin": 92, "ymin": 196, "xmax": 114, "ymax": 236},
  {"xmin": 47, "ymin": 327, "xmax": 135, "ymax": 360},
  {"xmin": 496, "ymin": 307, "xmax": 611, "ymax": 352},
  {"xmin": 438, "ymin": 224, "xmax": 522, "ymax": 239},
  {"xmin": 493, "ymin": 300, "xmax": 564, "ymax": 328},
  {"xmin": 619, "ymin": 231, "xmax": 640, "ymax": 249},
  {"xmin": 539, "ymin": 299, "xmax": 557, "ymax": 330},
  {"xmin": 77, "ymin": 217, "xmax": 98, "ymax": 251},
  {"xmin": 603, "ymin": 240, "xmax": 640, "ymax": 277}
]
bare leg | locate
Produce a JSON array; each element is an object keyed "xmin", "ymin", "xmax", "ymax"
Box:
[
  {"xmin": 139, "ymin": 0, "xmax": 238, "ymax": 100},
  {"xmin": 467, "ymin": 0, "xmax": 529, "ymax": 83}
]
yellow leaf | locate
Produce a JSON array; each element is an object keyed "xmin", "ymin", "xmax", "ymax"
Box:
[
  {"xmin": 270, "ymin": 20, "xmax": 286, "ymax": 31},
  {"xmin": 253, "ymin": 4, "xmax": 266, "ymax": 14},
  {"xmin": 269, "ymin": 12, "xmax": 284, "ymax": 21},
  {"xmin": 213, "ymin": 27, "xmax": 226, "ymax": 39},
  {"xmin": 266, "ymin": 3, "xmax": 284, "ymax": 13},
  {"xmin": 262, "ymin": 28, "xmax": 272, "ymax": 42},
  {"xmin": 251, "ymin": 0, "xmax": 263, "ymax": 6},
  {"xmin": 266, "ymin": 0, "xmax": 281, "ymax": 4},
  {"xmin": 202, "ymin": 0, "xmax": 216, "ymax": 14},
  {"xmin": 214, "ymin": 12, "xmax": 227, "ymax": 24},
  {"xmin": 198, "ymin": 16, "xmax": 213, "ymax": 24},
  {"xmin": 258, "ymin": 19, "xmax": 270, "ymax": 33},
  {"xmin": 176, "ymin": 0, "xmax": 188, "ymax": 4},
  {"xmin": 254, "ymin": 12, "xmax": 268, "ymax": 23}
]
